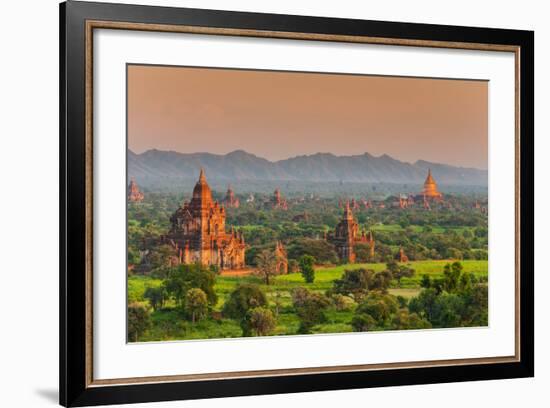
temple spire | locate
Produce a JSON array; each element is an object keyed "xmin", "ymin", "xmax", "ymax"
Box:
[
  {"xmin": 199, "ymin": 167, "xmax": 207, "ymax": 183},
  {"xmin": 344, "ymin": 200, "xmax": 353, "ymax": 219}
]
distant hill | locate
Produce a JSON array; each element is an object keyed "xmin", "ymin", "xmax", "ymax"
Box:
[{"xmin": 128, "ymin": 149, "xmax": 487, "ymax": 190}]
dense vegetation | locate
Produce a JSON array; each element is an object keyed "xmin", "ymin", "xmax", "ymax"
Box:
[
  {"xmin": 128, "ymin": 192, "xmax": 488, "ymax": 269},
  {"xmin": 127, "ymin": 190, "xmax": 488, "ymax": 341},
  {"xmin": 128, "ymin": 259, "xmax": 488, "ymax": 341}
]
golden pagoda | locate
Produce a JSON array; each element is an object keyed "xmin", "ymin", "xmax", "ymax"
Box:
[{"xmin": 421, "ymin": 169, "xmax": 443, "ymax": 199}]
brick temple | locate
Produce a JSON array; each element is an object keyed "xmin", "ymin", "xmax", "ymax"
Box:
[
  {"xmin": 328, "ymin": 201, "xmax": 375, "ymax": 263},
  {"xmin": 127, "ymin": 178, "xmax": 144, "ymax": 202},
  {"xmin": 224, "ymin": 185, "xmax": 240, "ymax": 208},
  {"xmin": 161, "ymin": 169, "xmax": 246, "ymax": 270}
]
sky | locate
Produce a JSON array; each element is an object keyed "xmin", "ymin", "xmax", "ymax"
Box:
[{"xmin": 127, "ymin": 64, "xmax": 488, "ymax": 170}]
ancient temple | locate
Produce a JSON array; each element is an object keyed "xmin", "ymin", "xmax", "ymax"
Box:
[
  {"xmin": 161, "ymin": 169, "xmax": 246, "ymax": 270},
  {"xmin": 420, "ymin": 169, "xmax": 443, "ymax": 200},
  {"xmin": 392, "ymin": 194, "xmax": 415, "ymax": 209},
  {"xmin": 271, "ymin": 188, "xmax": 288, "ymax": 210},
  {"xmin": 274, "ymin": 241, "xmax": 288, "ymax": 274},
  {"xmin": 224, "ymin": 185, "xmax": 240, "ymax": 208},
  {"xmin": 328, "ymin": 202, "xmax": 375, "ymax": 263},
  {"xmin": 398, "ymin": 247, "xmax": 409, "ymax": 263},
  {"xmin": 128, "ymin": 178, "xmax": 144, "ymax": 202},
  {"xmin": 363, "ymin": 199, "xmax": 373, "ymax": 210}
]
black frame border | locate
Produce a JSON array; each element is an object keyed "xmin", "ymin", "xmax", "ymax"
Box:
[{"xmin": 60, "ymin": 1, "xmax": 534, "ymax": 406}]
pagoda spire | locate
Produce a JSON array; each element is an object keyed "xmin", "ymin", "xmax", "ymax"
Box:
[
  {"xmin": 199, "ymin": 167, "xmax": 207, "ymax": 183},
  {"xmin": 344, "ymin": 200, "xmax": 353, "ymax": 219}
]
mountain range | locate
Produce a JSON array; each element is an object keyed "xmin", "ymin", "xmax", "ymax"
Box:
[{"xmin": 128, "ymin": 149, "xmax": 487, "ymax": 188}]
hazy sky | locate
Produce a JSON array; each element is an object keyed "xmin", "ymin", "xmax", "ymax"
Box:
[{"xmin": 128, "ymin": 65, "xmax": 488, "ymax": 170}]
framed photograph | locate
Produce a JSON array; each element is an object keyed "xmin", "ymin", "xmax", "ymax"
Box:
[{"xmin": 60, "ymin": 1, "xmax": 534, "ymax": 406}]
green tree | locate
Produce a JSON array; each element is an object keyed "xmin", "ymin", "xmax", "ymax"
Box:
[
  {"xmin": 461, "ymin": 284, "xmax": 488, "ymax": 326},
  {"xmin": 386, "ymin": 260, "xmax": 400, "ymax": 275},
  {"xmin": 299, "ymin": 255, "xmax": 316, "ymax": 283},
  {"xmin": 354, "ymin": 293, "xmax": 399, "ymax": 327},
  {"xmin": 185, "ymin": 288, "xmax": 208, "ymax": 323},
  {"xmin": 396, "ymin": 295, "xmax": 408, "ymax": 309},
  {"xmin": 164, "ymin": 263, "xmax": 217, "ymax": 308},
  {"xmin": 420, "ymin": 274, "xmax": 431, "ymax": 289},
  {"xmin": 443, "ymin": 261, "xmax": 463, "ymax": 293},
  {"xmin": 430, "ymin": 293, "xmax": 465, "ymax": 327},
  {"xmin": 352, "ymin": 293, "xmax": 400, "ymax": 332},
  {"xmin": 143, "ymin": 286, "xmax": 166, "ymax": 311},
  {"xmin": 127, "ymin": 303, "xmax": 151, "ymax": 342},
  {"xmin": 392, "ymin": 265, "xmax": 415, "ymax": 287},
  {"xmin": 223, "ymin": 284, "xmax": 267, "ymax": 320},
  {"xmin": 371, "ymin": 270, "xmax": 393, "ymax": 293},
  {"xmin": 409, "ymin": 289, "xmax": 468, "ymax": 328},
  {"xmin": 332, "ymin": 268, "xmax": 374, "ymax": 299},
  {"xmin": 409, "ymin": 288, "xmax": 438, "ymax": 322},
  {"xmin": 291, "ymin": 288, "xmax": 330, "ymax": 334},
  {"xmin": 332, "ymin": 268, "xmax": 394, "ymax": 298},
  {"xmin": 244, "ymin": 307, "xmax": 277, "ymax": 336}
]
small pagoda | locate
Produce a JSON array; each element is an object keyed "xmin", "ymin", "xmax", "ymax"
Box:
[
  {"xmin": 128, "ymin": 178, "xmax": 144, "ymax": 202},
  {"xmin": 224, "ymin": 185, "xmax": 240, "ymax": 208}
]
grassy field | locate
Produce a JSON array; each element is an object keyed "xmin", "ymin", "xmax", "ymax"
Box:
[{"xmin": 129, "ymin": 259, "xmax": 488, "ymax": 341}]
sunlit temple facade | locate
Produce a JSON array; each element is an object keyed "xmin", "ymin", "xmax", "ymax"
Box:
[{"xmin": 161, "ymin": 169, "xmax": 246, "ymax": 270}]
